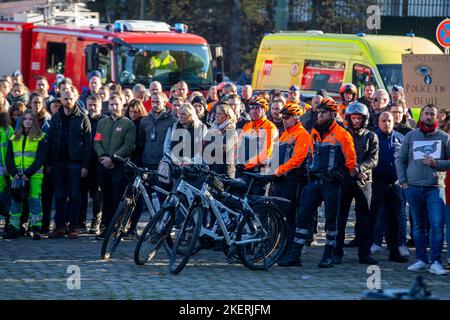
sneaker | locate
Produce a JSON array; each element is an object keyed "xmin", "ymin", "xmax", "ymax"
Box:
[
  {"xmin": 89, "ymin": 227, "xmax": 100, "ymax": 235},
  {"xmin": 123, "ymin": 231, "xmax": 137, "ymax": 240},
  {"xmin": 399, "ymin": 245, "xmax": 410, "ymax": 257},
  {"xmin": 407, "ymin": 260, "xmax": 427, "ymax": 272},
  {"xmin": 370, "ymin": 244, "xmax": 382, "ymax": 255},
  {"xmin": 32, "ymin": 231, "xmax": 41, "ymax": 240},
  {"xmin": 428, "ymin": 261, "xmax": 448, "ymax": 275},
  {"xmin": 49, "ymin": 228, "xmax": 65, "ymax": 239},
  {"xmin": 67, "ymin": 230, "xmax": 79, "ymax": 239},
  {"xmin": 95, "ymin": 232, "xmax": 106, "ymax": 240}
]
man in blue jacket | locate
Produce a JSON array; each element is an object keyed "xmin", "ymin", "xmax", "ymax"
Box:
[{"xmin": 370, "ymin": 111, "xmax": 408, "ymax": 263}]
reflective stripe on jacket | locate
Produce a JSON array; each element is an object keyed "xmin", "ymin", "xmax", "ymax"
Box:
[
  {"xmin": 275, "ymin": 122, "xmax": 312, "ymax": 176},
  {"xmin": 11, "ymin": 133, "xmax": 45, "ymax": 178},
  {"xmin": 309, "ymin": 120, "xmax": 357, "ymax": 179}
]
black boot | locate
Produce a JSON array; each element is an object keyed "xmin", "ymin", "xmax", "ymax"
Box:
[
  {"xmin": 332, "ymin": 248, "xmax": 344, "ymax": 264},
  {"xmin": 3, "ymin": 227, "xmax": 19, "ymax": 239},
  {"xmin": 388, "ymin": 248, "xmax": 409, "ymax": 263},
  {"xmin": 318, "ymin": 245, "xmax": 334, "ymax": 268},
  {"xmin": 277, "ymin": 243, "xmax": 303, "ymax": 267},
  {"xmin": 359, "ymin": 255, "xmax": 378, "ymax": 265}
]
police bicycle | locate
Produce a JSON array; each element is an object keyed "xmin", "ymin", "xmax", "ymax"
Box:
[
  {"xmin": 100, "ymin": 155, "xmax": 169, "ymax": 260},
  {"xmin": 133, "ymin": 153, "xmax": 206, "ymax": 265}
]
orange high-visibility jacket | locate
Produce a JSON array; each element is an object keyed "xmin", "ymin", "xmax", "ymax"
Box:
[
  {"xmin": 309, "ymin": 120, "xmax": 357, "ymax": 174},
  {"xmin": 275, "ymin": 122, "xmax": 312, "ymax": 176},
  {"xmin": 238, "ymin": 117, "xmax": 278, "ymax": 170}
]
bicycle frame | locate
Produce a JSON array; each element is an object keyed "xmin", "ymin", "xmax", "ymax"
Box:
[{"xmin": 197, "ymin": 177, "xmax": 270, "ymax": 248}]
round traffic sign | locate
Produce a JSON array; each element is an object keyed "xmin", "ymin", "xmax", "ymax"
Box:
[{"xmin": 436, "ymin": 18, "xmax": 450, "ymax": 48}]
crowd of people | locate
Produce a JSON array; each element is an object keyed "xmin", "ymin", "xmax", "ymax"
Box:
[{"xmin": 0, "ymin": 70, "xmax": 449, "ymax": 276}]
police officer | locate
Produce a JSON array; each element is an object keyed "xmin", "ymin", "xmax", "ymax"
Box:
[
  {"xmin": 334, "ymin": 102, "xmax": 379, "ymax": 265},
  {"xmin": 271, "ymin": 103, "xmax": 312, "ymax": 246},
  {"xmin": 278, "ymin": 97, "xmax": 357, "ymax": 268}
]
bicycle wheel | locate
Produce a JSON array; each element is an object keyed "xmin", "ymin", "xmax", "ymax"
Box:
[
  {"xmin": 101, "ymin": 196, "xmax": 135, "ymax": 260},
  {"xmin": 235, "ymin": 203, "xmax": 287, "ymax": 270},
  {"xmin": 134, "ymin": 208, "xmax": 174, "ymax": 265},
  {"xmin": 169, "ymin": 203, "xmax": 203, "ymax": 274}
]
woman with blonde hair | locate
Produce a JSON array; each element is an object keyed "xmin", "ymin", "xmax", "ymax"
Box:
[
  {"xmin": 3, "ymin": 109, "xmax": 48, "ymax": 239},
  {"xmin": 206, "ymin": 102, "xmax": 238, "ymax": 177},
  {"xmin": 125, "ymin": 99, "xmax": 148, "ymax": 163},
  {"xmin": 165, "ymin": 102, "xmax": 207, "ymax": 161}
]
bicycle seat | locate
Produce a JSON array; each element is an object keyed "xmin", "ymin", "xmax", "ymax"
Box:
[
  {"xmin": 222, "ymin": 178, "xmax": 247, "ymax": 191},
  {"xmin": 242, "ymin": 172, "xmax": 275, "ymax": 183}
]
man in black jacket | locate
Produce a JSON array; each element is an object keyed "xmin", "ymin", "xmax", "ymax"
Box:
[
  {"xmin": 335, "ymin": 102, "xmax": 379, "ymax": 265},
  {"xmin": 392, "ymin": 103, "xmax": 413, "ymax": 136},
  {"xmin": 48, "ymin": 90, "xmax": 91, "ymax": 239},
  {"xmin": 79, "ymin": 95, "xmax": 105, "ymax": 234}
]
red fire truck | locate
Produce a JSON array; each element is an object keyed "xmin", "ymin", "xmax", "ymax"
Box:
[{"xmin": 0, "ymin": 3, "xmax": 223, "ymax": 93}]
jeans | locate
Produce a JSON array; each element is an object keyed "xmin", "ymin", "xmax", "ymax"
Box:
[
  {"xmin": 53, "ymin": 162, "xmax": 82, "ymax": 231},
  {"xmin": 404, "ymin": 186, "xmax": 445, "ymax": 264},
  {"xmin": 446, "ymin": 205, "xmax": 450, "ymax": 260}
]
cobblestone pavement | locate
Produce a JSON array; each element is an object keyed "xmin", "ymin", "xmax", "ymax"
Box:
[{"xmin": 1, "ymin": 211, "xmax": 449, "ymax": 300}]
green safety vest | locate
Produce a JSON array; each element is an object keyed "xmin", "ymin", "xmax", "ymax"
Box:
[
  {"xmin": 11, "ymin": 133, "xmax": 45, "ymax": 178},
  {"xmin": 0, "ymin": 126, "xmax": 12, "ymax": 172},
  {"xmin": 150, "ymin": 54, "xmax": 178, "ymax": 70}
]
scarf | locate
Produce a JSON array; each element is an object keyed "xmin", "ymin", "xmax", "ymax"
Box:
[
  {"xmin": 418, "ymin": 121, "xmax": 439, "ymax": 134},
  {"xmin": 211, "ymin": 119, "xmax": 233, "ymax": 132}
]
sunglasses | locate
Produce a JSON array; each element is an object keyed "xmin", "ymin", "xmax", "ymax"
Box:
[
  {"xmin": 281, "ymin": 114, "xmax": 292, "ymax": 120},
  {"xmin": 249, "ymin": 105, "xmax": 263, "ymax": 110}
]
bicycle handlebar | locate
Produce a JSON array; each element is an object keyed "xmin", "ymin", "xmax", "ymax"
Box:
[{"xmin": 112, "ymin": 154, "xmax": 165, "ymax": 179}]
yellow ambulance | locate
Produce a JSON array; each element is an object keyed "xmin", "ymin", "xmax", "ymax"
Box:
[{"xmin": 252, "ymin": 31, "xmax": 442, "ymax": 104}]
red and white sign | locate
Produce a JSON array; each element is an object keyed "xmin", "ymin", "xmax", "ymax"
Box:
[
  {"xmin": 263, "ymin": 60, "xmax": 272, "ymax": 76},
  {"xmin": 436, "ymin": 18, "xmax": 450, "ymax": 48}
]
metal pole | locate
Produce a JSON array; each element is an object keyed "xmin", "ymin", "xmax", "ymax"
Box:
[{"xmin": 140, "ymin": 0, "xmax": 144, "ymax": 20}]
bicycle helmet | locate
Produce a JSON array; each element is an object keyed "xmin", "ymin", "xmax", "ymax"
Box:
[
  {"xmin": 316, "ymin": 97, "xmax": 338, "ymax": 112},
  {"xmin": 280, "ymin": 102, "xmax": 304, "ymax": 118},
  {"xmin": 248, "ymin": 97, "xmax": 269, "ymax": 112}
]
